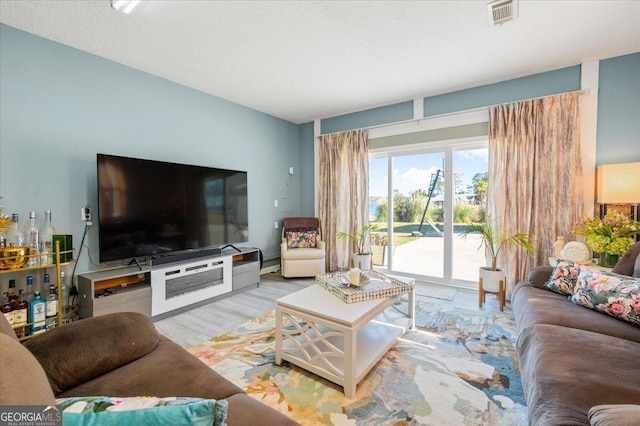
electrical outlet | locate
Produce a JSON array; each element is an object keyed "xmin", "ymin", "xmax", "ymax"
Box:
[
  {"xmin": 81, "ymin": 206, "xmax": 92, "ymax": 221},
  {"xmin": 274, "ymin": 221, "xmax": 279, "ymax": 229}
]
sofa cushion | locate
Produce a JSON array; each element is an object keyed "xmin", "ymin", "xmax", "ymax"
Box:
[
  {"xmin": 0, "ymin": 333, "xmax": 56, "ymax": 405},
  {"xmin": 24, "ymin": 312, "xmax": 160, "ymax": 394},
  {"xmin": 544, "ymin": 260, "xmax": 581, "ymax": 295},
  {"xmin": 517, "ymin": 324, "xmax": 640, "ymax": 426},
  {"xmin": 588, "ymin": 404, "xmax": 640, "ymax": 426},
  {"xmin": 571, "ymin": 268, "xmax": 640, "ymax": 326},
  {"xmin": 57, "ymin": 396, "xmax": 227, "ymax": 426},
  {"xmin": 286, "ymin": 231, "xmax": 317, "ymax": 248},
  {"xmin": 511, "ymin": 283, "xmax": 640, "ymax": 343},
  {"xmin": 612, "ymin": 241, "xmax": 640, "ymax": 276}
]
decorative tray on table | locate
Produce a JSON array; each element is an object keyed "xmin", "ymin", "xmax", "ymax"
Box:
[{"xmin": 315, "ymin": 270, "xmax": 414, "ymax": 303}]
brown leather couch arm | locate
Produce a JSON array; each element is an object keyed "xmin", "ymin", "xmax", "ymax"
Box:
[{"xmin": 24, "ymin": 312, "xmax": 159, "ymax": 395}]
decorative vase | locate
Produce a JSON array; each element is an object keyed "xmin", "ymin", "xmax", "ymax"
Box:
[{"xmin": 601, "ymin": 253, "xmax": 619, "ymax": 268}]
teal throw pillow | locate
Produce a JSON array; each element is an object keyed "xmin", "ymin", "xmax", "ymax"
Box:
[{"xmin": 57, "ymin": 396, "xmax": 227, "ymax": 426}]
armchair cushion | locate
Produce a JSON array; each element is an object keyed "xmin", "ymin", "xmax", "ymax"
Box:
[{"xmin": 281, "ymin": 239, "xmax": 325, "ymax": 260}]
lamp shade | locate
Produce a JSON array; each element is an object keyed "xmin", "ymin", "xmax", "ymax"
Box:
[{"xmin": 596, "ymin": 162, "xmax": 640, "ymax": 204}]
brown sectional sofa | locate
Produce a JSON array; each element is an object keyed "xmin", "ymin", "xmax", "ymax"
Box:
[
  {"xmin": 0, "ymin": 311, "xmax": 298, "ymax": 425},
  {"xmin": 512, "ymin": 248, "xmax": 640, "ymax": 425}
]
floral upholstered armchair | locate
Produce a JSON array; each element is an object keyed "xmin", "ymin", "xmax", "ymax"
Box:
[{"xmin": 280, "ymin": 217, "xmax": 326, "ymax": 278}]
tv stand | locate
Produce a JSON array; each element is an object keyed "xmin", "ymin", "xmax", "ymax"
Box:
[{"xmin": 77, "ymin": 247, "xmax": 261, "ymax": 319}]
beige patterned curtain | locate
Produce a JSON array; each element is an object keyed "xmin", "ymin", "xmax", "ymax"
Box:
[
  {"xmin": 319, "ymin": 129, "xmax": 369, "ymax": 271},
  {"xmin": 488, "ymin": 93, "xmax": 583, "ymax": 296}
]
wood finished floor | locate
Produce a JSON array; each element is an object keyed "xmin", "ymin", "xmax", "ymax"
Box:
[{"xmin": 153, "ymin": 272, "xmax": 509, "ymax": 349}]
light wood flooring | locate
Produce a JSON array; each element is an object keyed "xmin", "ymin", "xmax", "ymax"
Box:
[{"xmin": 153, "ymin": 272, "xmax": 509, "ymax": 349}]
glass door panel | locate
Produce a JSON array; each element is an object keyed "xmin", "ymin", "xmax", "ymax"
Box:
[
  {"xmin": 369, "ymin": 157, "xmax": 389, "ymax": 267},
  {"xmin": 390, "ymin": 152, "xmax": 445, "ymax": 279},
  {"xmin": 452, "ymin": 147, "xmax": 489, "ymax": 283}
]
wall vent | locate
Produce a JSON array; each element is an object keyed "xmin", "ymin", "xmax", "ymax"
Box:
[{"xmin": 487, "ymin": 0, "xmax": 517, "ymax": 26}]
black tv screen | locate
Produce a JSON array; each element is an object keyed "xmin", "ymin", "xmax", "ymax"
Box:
[{"xmin": 97, "ymin": 154, "xmax": 248, "ymax": 263}]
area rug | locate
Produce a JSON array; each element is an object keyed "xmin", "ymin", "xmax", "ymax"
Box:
[
  {"xmin": 189, "ymin": 302, "xmax": 527, "ymax": 425},
  {"xmin": 415, "ymin": 283, "xmax": 457, "ymax": 301}
]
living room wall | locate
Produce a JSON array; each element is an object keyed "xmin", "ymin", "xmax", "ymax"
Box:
[
  {"xmin": 0, "ymin": 24, "xmax": 302, "ymax": 272},
  {"xmin": 300, "ymin": 52, "xmax": 640, "ymax": 214}
]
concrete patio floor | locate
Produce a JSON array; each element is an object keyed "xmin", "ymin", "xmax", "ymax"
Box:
[{"xmin": 375, "ymin": 233, "xmax": 486, "ymax": 286}]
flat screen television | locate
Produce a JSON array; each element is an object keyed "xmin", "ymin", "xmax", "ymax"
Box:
[{"xmin": 97, "ymin": 154, "xmax": 248, "ymax": 263}]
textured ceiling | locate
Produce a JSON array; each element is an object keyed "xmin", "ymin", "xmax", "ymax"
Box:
[{"xmin": 1, "ymin": 1, "xmax": 640, "ymax": 124}]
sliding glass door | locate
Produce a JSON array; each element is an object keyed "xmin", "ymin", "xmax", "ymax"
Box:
[{"xmin": 370, "ymin": 141, "xmax": 488, "ymax": 287}]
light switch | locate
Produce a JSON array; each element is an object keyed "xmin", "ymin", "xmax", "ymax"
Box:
[{"xmin": 274, "ymin": 200, "xmax": 278, "ymax": 208}]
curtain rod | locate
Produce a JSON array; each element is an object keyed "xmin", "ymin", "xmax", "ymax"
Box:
[{"xmin": 317, "ymin": 88, "xmax": 590, "ymax": 138}]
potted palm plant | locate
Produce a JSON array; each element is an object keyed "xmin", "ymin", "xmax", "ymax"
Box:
[
  {"xmin": 337, "ymin": 223, "xmax": 379, "ymax": 270},
  {"xmin": 460, "ymin": 218, "xmax": 534, "ymax": 292}
]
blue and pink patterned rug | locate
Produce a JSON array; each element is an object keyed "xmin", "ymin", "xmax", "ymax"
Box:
[{"xmin": 189, "ymin": 301, "xmax": 527, "ymax": 425}]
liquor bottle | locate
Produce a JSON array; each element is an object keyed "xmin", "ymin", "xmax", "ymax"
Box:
[
  {"xmin": 29, "ymin": 290, "xmax": 46, "ymax": 335},
  {"xmin": 1, "ymin": 292, "xmax": 14, "ymax": 327},
  {"xmin": 5, "ymin": 214, "xmax": 25, "ymax": 247},
  {"xmin": 46, "ymin": 284, "xmax": 58, "ymax": 331},
  {"xmin": 25, "ymin": 211, "xmax": 39, "ymax": 267},
  {"xmin": 14, "ymin": 290, "xmax": 29, "ymax": 338},
  {"xmin": 8, "ymin": 279, "xmax": 18, "ymax": 308},
  {"xmin": 40, "ymin": 210, "xmax": 55, "ymax": 265},
  {"xmin": 24, "ymin": 275, "xmax": 35, "ymax": 302}
]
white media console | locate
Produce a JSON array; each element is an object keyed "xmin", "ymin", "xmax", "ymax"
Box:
[{"xmin": 77, "ymin": 247, "xmax": 261, "ymax": 320}]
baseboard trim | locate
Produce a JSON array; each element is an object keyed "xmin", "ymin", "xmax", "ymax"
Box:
[{"xmin": 260, "ymin": 264, "xmax": 281, "ymax": 275}]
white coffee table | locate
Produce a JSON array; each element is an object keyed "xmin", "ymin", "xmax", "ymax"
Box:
[{"xmin": 274, "ymin": 276, "xmax": 415, "ymax": 397}]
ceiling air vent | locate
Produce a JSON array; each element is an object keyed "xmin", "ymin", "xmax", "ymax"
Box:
[{"xmin": 487, "ymin": 0, "xmax": 517, "ymax": 26}]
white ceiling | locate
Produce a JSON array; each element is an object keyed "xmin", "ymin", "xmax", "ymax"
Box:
[{"xmin": 1, "ymin": 1, "xmax": 640, "ymax": 124}]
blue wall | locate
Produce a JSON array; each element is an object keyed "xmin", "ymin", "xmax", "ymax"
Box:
[
  {"xmin": 297, "ymin": 122, "xmax": 315, "ymax": 217},
  {"xmin": 596, "ymin": 52, "xmax": 640, "ymax": 165},
  {"xmin": 423, "ymin": 66, "xmax": 581, "ymax": 116},
  {"xmin": 314, "ymin": 55, "xmax": 639, "ymax": 168},
  {"xmin": 0, "ymin": 24, "xmax": 302, "ymax": 276},
  {"xmin": 321, "ymin": 102, "xmax": 413, "ymax": 135}
]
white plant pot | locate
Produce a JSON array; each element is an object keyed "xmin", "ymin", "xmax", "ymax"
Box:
[
  {"xmin": 479, "ymin": 267, "xmax": 505, "ymax": 292},
  {"xmin": 353, "ymin": 254, "xmax": 372, "ymax": 271}
]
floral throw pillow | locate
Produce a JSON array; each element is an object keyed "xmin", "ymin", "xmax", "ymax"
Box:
[
  {"xmin": 286, "ymin": 231, "xmax": 317, "ymax": 248},
  {"xmin": 571, "ymin": 268, "xmax": 640, "ymax": 326},
  {"xmin": 544, "ymin": 260, "xmax": 582, "ymax": 295}
]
